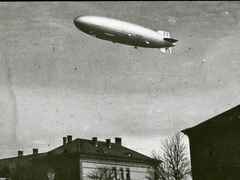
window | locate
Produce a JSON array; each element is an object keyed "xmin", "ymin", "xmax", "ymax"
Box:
[
  {"xmin": 96, "ymin": 149, "xmax": 106, "ymax": 154},
  {"xmin": 112, "ymin": 167, "xmax": 117, "ymax": 180},
  {"xmin": 119, "ymin": 168, "xmax": 124, "ymax": 180},
  {"xmin": 125, "ymin": 152, "xmax": 132, "ymax": 157},
  {"xmin": 63, "ymin": 149, "xmax": 71, "ymax": 153},
  {"xmin": 126, "ymin": 169, "xmax": 130, "ymax": 180}
]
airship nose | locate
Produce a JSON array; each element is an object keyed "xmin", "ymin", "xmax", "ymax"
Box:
[
  {"xmin": 73, "ymin": 16, "xmax": 83, "ymax": 28},
  {"xmin": 74, "ymin": 16, "xmax": 92, "ymax": 31},
  {"xmin": 74, "ymin": 16, "xmax": 96, "ymax": 35},
  {"xmin": 74, "ymin": 16, "xmax": 86, "ymax": 26}
]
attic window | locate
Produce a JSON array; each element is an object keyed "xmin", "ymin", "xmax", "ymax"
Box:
[
  {"xmin": 63, "ymin": 149, "xmax": 71, "ymax": 153},
  {"xmin": 125, "ymin": 152, "xmax": 133, "ymax": 157},
  {"xmin": 96, "ymin": 149, "xmax": 106, "ymax": 154}
]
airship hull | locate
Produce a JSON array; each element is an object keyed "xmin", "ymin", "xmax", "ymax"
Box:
[{"xmin": 74, "ymin": 16, "xmax": 178, "ymax": 52}]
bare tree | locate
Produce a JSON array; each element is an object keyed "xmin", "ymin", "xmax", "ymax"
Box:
[
  {"xmin": 86, "ymin": 166, "xmax": 116, "ymax": 180},
  {"xmin": 147, "ymin": 132, "xmax": 191, "ymax": 180},
  {"xmin": 146, "ymin": 154, "xmax": 169, "ymax": 180}
]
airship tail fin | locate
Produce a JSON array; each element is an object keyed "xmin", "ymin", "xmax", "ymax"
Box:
[
  {"xmin": 163, "ymin": 38, "xmax": 178, "ymax": 43},
  {"xmin": 157, "ymin": 30, "xmax": 170, "ymax": 38},
  {"xmin": 160, "ymin": 47, "xmax": 171, "ymax": 54}
]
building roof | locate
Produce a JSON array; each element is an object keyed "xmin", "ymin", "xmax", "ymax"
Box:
[
  {"xmin": 46, "ymin": 138, "xmax": 155, "ymax": 163},
  {"xmin": 0, "ymin": 137, "xmax": 158, "ymax": 166},
  {"xmin": 182, "ymin": 104, "xmax": 240, "ymax": 136},
  {"xmin": 0, "ymin": 152, "xmax": 47, "ymax": 169}
]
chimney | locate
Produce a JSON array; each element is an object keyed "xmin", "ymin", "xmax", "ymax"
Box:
[
  {"xmin": 106, "ymin": 139, "xmax": 111, "ymax": 148},
  {"xmin": 63, "ymin": 137, "xmax": 67, "ymax": 146},
  {"xmin": 33, "ymin": 148, "xmax": 38, "ymax": 155},
  {"xmin": 115, "ymin": 137, "xmax": 122, "ymax": 146},
  {"xmin": 67, "ymin": 135, "xmax": 72, "ymax": 143},
  {"xmin": 18, "ymin": 151, "xmax": 23, "ymax": 157},
  {"xmin": 92, "ymin": 137, "xmax": 98, "ymax": 147}
]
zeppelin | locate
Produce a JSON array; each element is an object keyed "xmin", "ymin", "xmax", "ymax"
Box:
[{"xmin": 73, "ymin": 15, "xmax": 178, "ymax": 53}]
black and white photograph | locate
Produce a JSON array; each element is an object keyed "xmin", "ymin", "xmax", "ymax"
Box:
[{"xmin": 1, "ymin": 1, "xmax": 240, "ymax": 180}]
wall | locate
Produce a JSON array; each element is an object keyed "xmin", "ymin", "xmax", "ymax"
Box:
[
  {"xmin": 188, "ymin": 118, "xmax": 240, "ymax": 180},
  {"xmin": 41, "ymin": 154, "xmax": 80, "ymax": 180},
  {"xmin": 80, "ymin": 158, "xmax": 151, "ymax": 180}
]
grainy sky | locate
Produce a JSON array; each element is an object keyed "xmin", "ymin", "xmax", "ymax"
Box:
[{"xmin": 1, "ymin": 1, "xmax": 240, "ymax": 158}]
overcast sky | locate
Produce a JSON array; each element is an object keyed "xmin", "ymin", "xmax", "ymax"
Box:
[{"xmin": 1, "ymin": 1, "xmax": 240, "ymax": 159}]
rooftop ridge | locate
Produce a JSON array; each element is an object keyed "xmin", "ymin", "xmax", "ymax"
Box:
[{"xmin": 182, "ymin": 104, "xmax": 240, "ymax": 134}]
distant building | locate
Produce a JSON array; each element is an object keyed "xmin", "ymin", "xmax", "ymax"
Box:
[
  {"xmin": 182, "ymin": 105, "xmax": 240, "ymax": 180},
  {"xmin": 0, "ymin": 136, "xmax": 158, "ymax": 180}
]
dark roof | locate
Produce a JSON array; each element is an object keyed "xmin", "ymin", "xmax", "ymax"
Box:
[
  {"xmin": 47, "ymin": 138, "xmax": 155, "ymax": 163},
  {"xmin": 182, "ymin": 104, "xmax": 240, "ymax": 135},
  {"xmin": 0, "ymin": 152, "xmax": 47, "ymax": 169}
]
